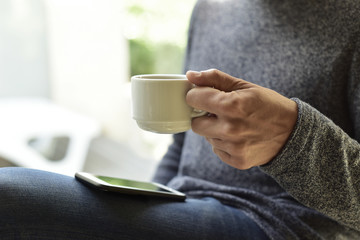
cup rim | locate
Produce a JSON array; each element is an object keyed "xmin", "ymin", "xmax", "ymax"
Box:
[{"xmin": 131, "ymin": 74, "xmax": 187, "ymax": 81}]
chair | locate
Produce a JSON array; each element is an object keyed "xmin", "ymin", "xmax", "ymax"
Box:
[{"xmin": 0, "ymin": 97, "xmax": 101, "ymax": 176}]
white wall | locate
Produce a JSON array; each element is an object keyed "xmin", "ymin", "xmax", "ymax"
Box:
[
  {"xmin": 45, "ymin": 0, "xmax": 171, "ymax": 161},
  {"xmin": 0, "ymin": 0, "xmax": 172, "ymax": 173},
  {"xmin": 0, "ymin": 0, "xmax": 49, "ymax": 98},
  {"xmin": 45, "ymin": 0, "xmax": 131, "ymax": 142},
  {"xmin": 46, "ymin": 0, "xmax": 173, "ymax": 162}
]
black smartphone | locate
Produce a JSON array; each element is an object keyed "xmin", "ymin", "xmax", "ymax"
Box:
[{"xmin": 75, "ymin": 172, "xmax": 186, "ymax": 201}]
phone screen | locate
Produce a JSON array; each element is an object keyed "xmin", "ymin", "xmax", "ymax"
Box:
[
  {"xmin": 75, "ymin": 172, "xmax": 186, "ymax": 201},
  {"xmin": 97, "ymin": 176, "xmax": 171, "ymax": 193}
]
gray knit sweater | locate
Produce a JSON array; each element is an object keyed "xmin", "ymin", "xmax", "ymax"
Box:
[{"xmin": 153, "ymin": 0, "xmax": 360, "ymax": 239}]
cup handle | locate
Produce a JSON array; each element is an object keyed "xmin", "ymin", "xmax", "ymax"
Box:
[{"xmin": 191, "ymin": 108, "xmax": 207, "ymax": 118}]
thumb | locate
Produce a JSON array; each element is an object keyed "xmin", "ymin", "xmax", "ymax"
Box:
[{"xmin": 186, "ymin": 69, "xmax": 252, "ymax": 92}]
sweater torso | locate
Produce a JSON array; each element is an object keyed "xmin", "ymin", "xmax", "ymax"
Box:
[{"xmin": 159, "ymin": 0, "xmax": 360, "ymax": 239}]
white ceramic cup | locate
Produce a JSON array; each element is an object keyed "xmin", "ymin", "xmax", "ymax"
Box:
[{"xmin": 131, "ymin": 74, "xmax": 206, "ymax": 134}]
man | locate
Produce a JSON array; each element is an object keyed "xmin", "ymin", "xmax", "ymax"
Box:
[{"xmin": 1, "ymin": 0, "xmax": 359, "ymax": 239}]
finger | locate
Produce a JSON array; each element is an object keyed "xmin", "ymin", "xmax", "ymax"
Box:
[
  {"xmin": 186, "ymin": 86, "xmax": 227, "ymax": 116},
  {"xmin": 212, "ymin": 145, "xmax": 252, "ymax": 170},
  {"xmin": 192, "ymin": 114, "xmax": 248, "ymax": 141},
  {"xmin": 191, "ymin": 114, "xmax": 223, "ymax": 138},
  {"xmin": 186, "ymin": 69, "xmax": 252, "ymax": 92},
  {"xmin": 207, "ymin": 138, "xmax": 244, "ymax": 159},
  {"xmin": 212, "ymin": 147, "xmax": 231, "ymax": 163},
  {"xmin": 207, "ymin": 138, "xmax": 225, "ymax": 149}
]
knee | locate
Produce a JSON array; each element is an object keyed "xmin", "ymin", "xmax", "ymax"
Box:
[
  {"xmin": 0, "ymin": 167, "xmax": 83, "ymax": 220},
  {"xmin": 0, "ymin": 167, "xmax": 57, "ymax": 233},
  {"xmin": 0, "ymin": 167, "xmax": 34, "ymax": 193},
  {"xmin": 0, "ymin": 167, "xmax": 95, "ymax": 238},
  {"xmin": 0, "ymin": 167, "xmax": 78, "ymax": 208},
  {"xmin": 0, "ymin": 167, "xmax": 64, "ymax": 191}
]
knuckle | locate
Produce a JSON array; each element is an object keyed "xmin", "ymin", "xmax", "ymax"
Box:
[
  {"xmin": 185, "ymin": 88, "xmax": 195, "ymax": 105},
  {"xmin": 226, "ymin": 155, "xmax": 252, "ymax": 170},
  {"xmin": 221, "ymin": 122, "xmax": 237, "ymax": 138},
  {"xmin": 190, "ymin": 118, "xmax": 202, "ymax": 135},
  {"xmin": 225, "ymin": 143, "xmax": 238, "ymax": 156},
  {"xmin": 201, "ymin": 68, "xmax": 220, "ymax": 79},
  {"xmin": 219, "ymin": 119, "xmax": 244, "ymax": 141},
  {"xmin": 211, "ymin": 69, "xmax": 221, "ymax": 78},
  {"xmin": 243, "ymin": 88, "xmax": 263, "ymax": 107},
  {"xmin": 225, "ymin": 143, "xmax": 254, "ymax": 170},
  {"xmin": 231, "ymin": 155, "xmax": 252, "ymax": 170},
  {"xmin": 207, "ymin": 68, "xmax": 220, "ymax": 76},
  {"xmin": 236, "ymin": 162, "xmax": 252, "ymax": 170},
  {"xmin": 216, "ymin": 91, "xmax": 241, "ymax": 114},
  {"xmin": 206, "ymin": 68, "xmax": 224, "ymax": 83}
]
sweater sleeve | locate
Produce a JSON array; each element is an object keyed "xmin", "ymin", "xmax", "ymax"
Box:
[
  {"xmin": 152, "ymin": 133, "xmax": 185, "ymax": 185},
  {"xmin": 261, "ymin": 99, "xmax": 360, "ymax": 231},
  {"xmin": 261, "ymin": 35, "xmax": 360, "ymax": 231}
]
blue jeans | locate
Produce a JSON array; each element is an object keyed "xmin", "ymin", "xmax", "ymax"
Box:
[{"xmin": 0, "ymin": 167, "xmax": 269, "ymax": 240}]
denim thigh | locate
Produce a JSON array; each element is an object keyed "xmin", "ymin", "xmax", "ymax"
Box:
[{"xmin": 0, "ymin": 167, "xmax": 269, "ymax": 240}]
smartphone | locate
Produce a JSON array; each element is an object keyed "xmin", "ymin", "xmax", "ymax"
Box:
[{"xmin": 75, "ymin": 172, "xmax": 186, "ymax": 201}]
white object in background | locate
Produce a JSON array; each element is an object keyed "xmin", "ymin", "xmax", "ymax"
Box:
[
  {"xmin": 45, "ymin": 0, "xmax": 130, "ymax": 142},
  {"xmin": 44, "ymin": 0, "xmax": 172, "ymax": 164},
  {"xmin": 0, "ymin": 98, "xmax": 101, "ymax": 176},
  {"xmin": 0, "ymin": 0, "xmax": 49, "ymax": 98}
]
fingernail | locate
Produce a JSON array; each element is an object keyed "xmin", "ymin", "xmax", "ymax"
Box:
[
  {"xmin": 202, "ymin": 69, "xmax": 215, "ymax": 72},
  {"xmin": 187, "ymin": 70, "xmax": 201, "ymax": 77}
]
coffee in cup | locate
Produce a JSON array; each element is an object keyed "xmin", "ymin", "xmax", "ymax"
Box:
[{"xmin": 131, "ymin": 74, "xmax": 205, "ymax": 134}]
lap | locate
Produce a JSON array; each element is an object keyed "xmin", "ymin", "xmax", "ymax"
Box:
[{"xmin": 0, "ymin": 167, "xmax": 269, "ymax": 240}]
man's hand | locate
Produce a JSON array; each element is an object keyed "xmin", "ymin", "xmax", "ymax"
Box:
[{"xmin": 186, "ymin": 69, "xmax": 298, "ymax": 169}]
